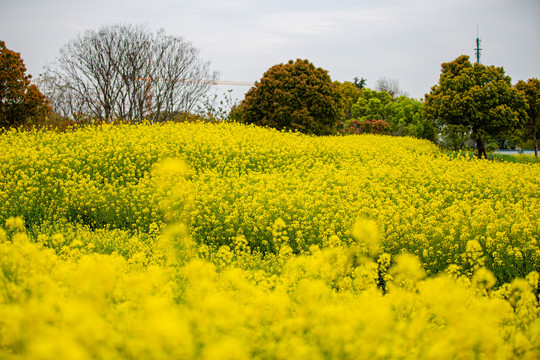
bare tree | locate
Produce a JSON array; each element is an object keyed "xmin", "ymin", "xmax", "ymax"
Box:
[
  {"xmin": 40, "ymin": 24, "xmax": 219, "ymax": 122},
  {"xmin": 375, "ymin": 77, "xmax": 407, "ymax": 100}
]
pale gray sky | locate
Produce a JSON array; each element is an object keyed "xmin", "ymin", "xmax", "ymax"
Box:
[{"xmin": 1, "ymin": 0, "xmax": 539, "ymax": 101}]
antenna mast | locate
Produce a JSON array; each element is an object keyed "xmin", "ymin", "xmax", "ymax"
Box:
[{"xmin": 474, "ymin": 25, "xmax": 482, "ymax": 64}]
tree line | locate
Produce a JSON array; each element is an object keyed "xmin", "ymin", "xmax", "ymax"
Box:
[
  {"xmin": 2, "ymin": 24, "xmax": 217, "ymax": 128},
  {"xmin": 1, "ymin": 24, "xmax": 538, "ymax": 158}
]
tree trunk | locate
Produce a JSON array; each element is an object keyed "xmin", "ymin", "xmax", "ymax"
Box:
[
  {"xmin": 475, "ymin": 138, "xmax": 487, "ymax": 159},
  {"xmin": 534, "ymin": 131, "xmax": 538, "ymax": 157}
]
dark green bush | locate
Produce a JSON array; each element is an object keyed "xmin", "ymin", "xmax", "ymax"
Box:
[{"xmin": 239, "ymin": 59, "xmax": 342, "ymax": 135}]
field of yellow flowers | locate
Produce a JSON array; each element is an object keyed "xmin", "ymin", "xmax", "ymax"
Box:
[{"xmin": 1, "ymin": 122, "xmax": 539, "ymax": 359}]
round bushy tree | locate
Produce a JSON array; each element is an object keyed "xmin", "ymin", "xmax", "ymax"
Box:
[
  {"xmin": 239, "ymin": 59, "xmax": 342, "ymax": 135},
  {"xmin": 425, "ymin": 55, "xmax": 527, "ymax": 159},
  {"xmin": 515, "ymin": 78, "xmax": 540, "ymax": 156},
  {"xmin": 0, "ymin": 41, "xmax": 51, "ymax": 129}
]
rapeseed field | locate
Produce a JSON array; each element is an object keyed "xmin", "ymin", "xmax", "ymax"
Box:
[{"xmin": 1, "ymin": 122, "xmax": 539, "ymax": 359}]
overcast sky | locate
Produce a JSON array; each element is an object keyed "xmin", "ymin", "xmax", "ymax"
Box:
[{"xmin": 1, "ymin": 0, "xmax": 539, "ymax": 101}]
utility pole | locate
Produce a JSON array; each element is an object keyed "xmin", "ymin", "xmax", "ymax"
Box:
[{"xmin": 474, "ymin": 25, "xmax": 482, "ymax": 64}]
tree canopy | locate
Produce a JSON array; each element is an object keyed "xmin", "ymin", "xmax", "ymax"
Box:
[
  {"xmin": 389, "ymin": 96, "xmax": 436, "ymax": 141},
  {"xmin": 424, "ymin": 55, "xmax": 527, "ymax": 159},
  {"xmin": 515, "ymin": 78, "xmax": 540, "ymax": 156},
  {"xmin": 334, "ymin": 80, "xmax": 361, "ymax": 120},
  {"xmin": 239, "ymin": 59, "xmax": 342, "ymax": 135},
  {"xmin": 40, "ymin": 24, "xmax": 218, "ymax": 123},
  {"xmin": 0, "ymin": 41, "xmax": 50, "ymax": 129},
  {"xmin": 353, "ymin": 76, "xmax": 367, "ymax": 90},
  {"xmin": 348, "ymin": 88, "xmax": 435, "ymax": 141},
  {"xmin": 351, "ymin": 88, "xmax": 393, "ymax": 122}
]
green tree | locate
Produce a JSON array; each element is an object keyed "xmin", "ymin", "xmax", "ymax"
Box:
[
  {"xmin": 515, "ymin": 78, "xmax": 540, "ymax": 156},
  {"xmin": 334, "ymin": 80, "xmax": 361, "ymax": 120},
  {"xmin": 0, "ymin": 41, "xmax": 50, "ymax": 129},
  {"xmin": 350, "ymin": 90, "xmax": 435, "ymax": 141},
  {"xmin": 351, "ymin": 88, "xmax": 393, "ymax": 122},
  {"xmin": 353, "ymin": 76, "xmax": 367, "ymax": 90},
  {"xmin": 424, "ymin": 55, "xmax": 527, "ymax": 159},
  {"xmin": 239, "ymin": 59, "xmax": 342, "ymax": 135},
  {"xmin": 387, "ymin": 96, "xmax": 436, "ymax": 141}
]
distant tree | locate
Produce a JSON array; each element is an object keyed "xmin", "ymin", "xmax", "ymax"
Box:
[
  {"xmin": 40, "ymin": 24, "xmax": 218, "ymax": 123},
  {"xmin": 349, "ymin": 89, "xmax": 434, "ymax": 140},
  {"xmin": 353, "ymin": 76, "xmax": 367, "ymax": 90},
  {"xmin": 239, "ymin": 59, "xmax": 342, "ymax": 135},
  {"xmin": 0, "ymin": 41, "xmax": 51, "ymax": 129},
  {"xmin": 515, "ymin": 78, "xmax": 540, "ymax": 156},
  {"xmin": 375, "ymin": 77, "xmax": 405, "ymax": 100},
  {"xmin": 334, "ymin": 80, "xmax": 362, "ymax": 120},
  {"xmin": 351, "ymin": 88, "xmax": 393, "ymax": 122},
  {"xmin": 387, "ymin": 96, "xmax": 436, "ymax": 141},
  {"xmin": 424, "ymin": 55, "xmax": 527, "ymax": 159}
]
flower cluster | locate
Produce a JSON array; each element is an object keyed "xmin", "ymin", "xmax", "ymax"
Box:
[{"xmin": 0, "ymin": 122, "xmax": 538, "ymax": 358}]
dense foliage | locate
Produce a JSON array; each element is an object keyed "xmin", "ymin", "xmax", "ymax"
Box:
[
  {"xmin": 239, "ymin": 59, "xmax": 342, "ymax": 135},
  {"xmin": 351, "ymin": 88, "xmax": 394, "ymax": 123},
  {"xmin": 0, "ymin": 41, "xmax": 51, "ymax": 129},
  {"xmin": 334, "ymin": 80, "xmax": 362, "ymax": 120},
  {"xmin": 1, "ymin": 122, "xmax": 539, "ymax": 358},
  {"xmin": 425, "ymin": 55, "xmax": 528, "ymax": 159},
  {"xmin": 515, "ymin": 78, "xmax": 540, "ymax": 156},
  {"xmin": 347, "ymin": 88, "xmax": 435, "ymax": 140}
]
